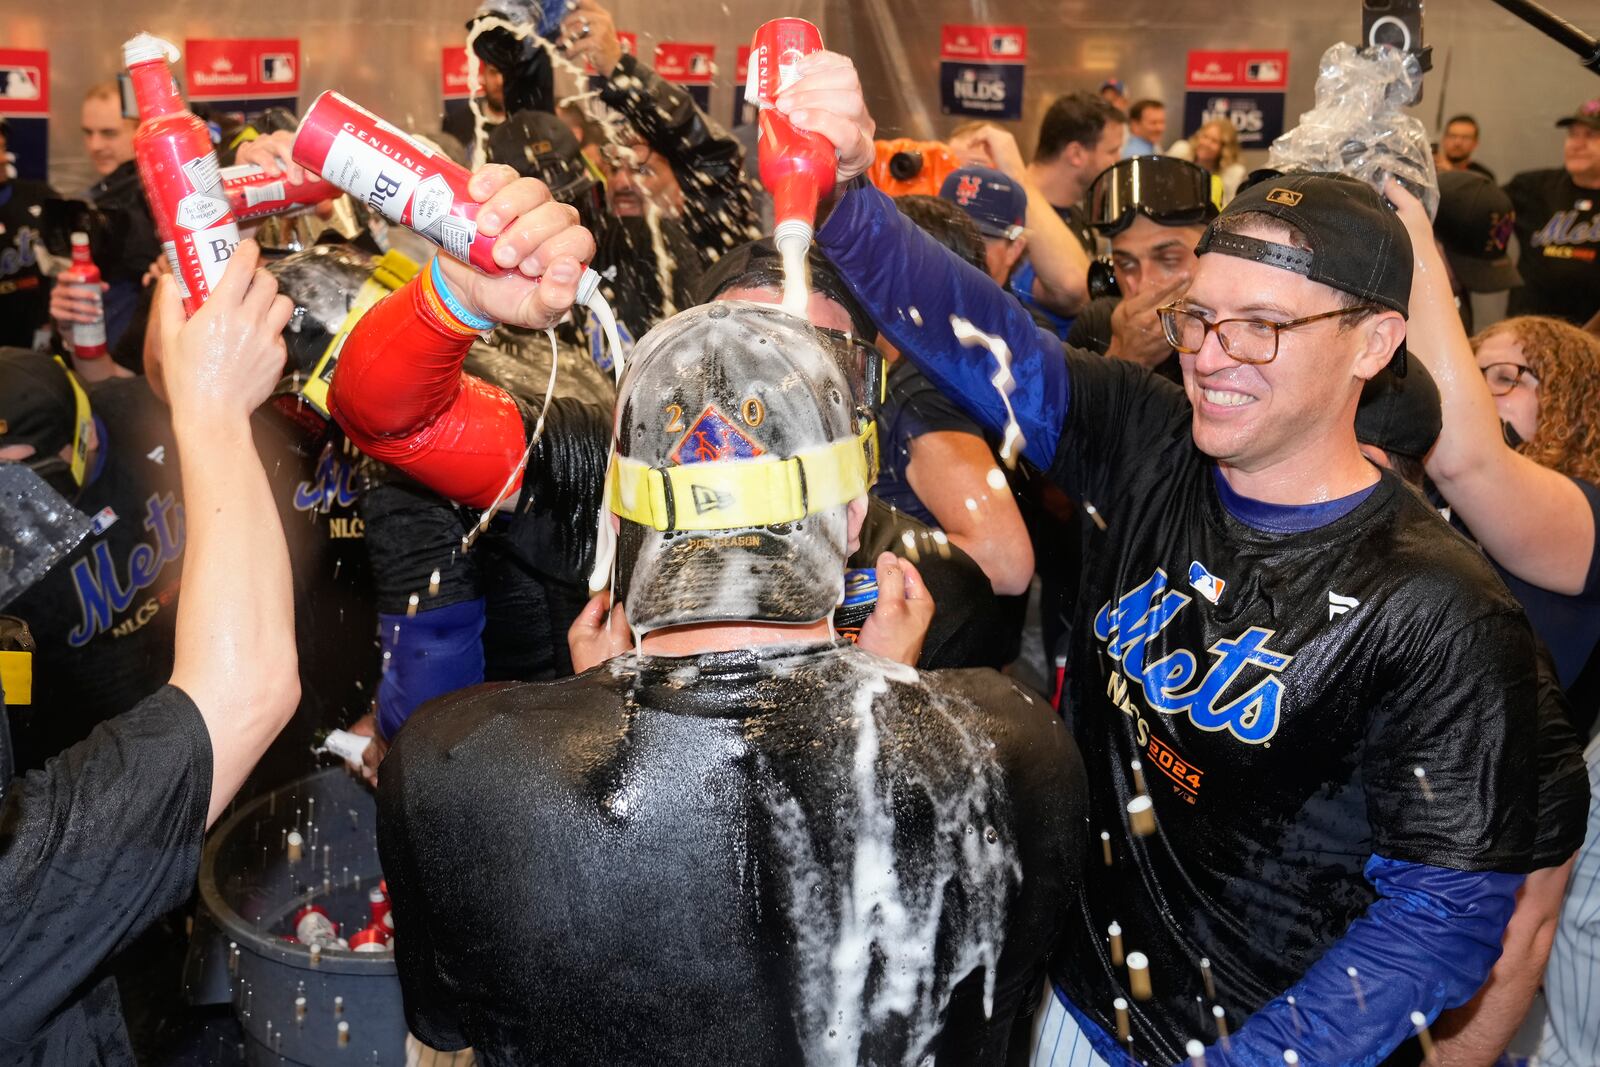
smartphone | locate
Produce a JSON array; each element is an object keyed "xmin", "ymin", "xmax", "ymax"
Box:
[
  {"xmin": 1362, "ymin": 0, "xmax": 1431, "ymax": 102},
  {"xmin": 116, "ymin": 72, "xmax": 138, "ymax": 120}
]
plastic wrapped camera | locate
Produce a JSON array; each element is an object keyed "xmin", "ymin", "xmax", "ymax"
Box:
[{"xmin": 1268, "ymin": 42, "xmax": 1439, "ymax": 219}]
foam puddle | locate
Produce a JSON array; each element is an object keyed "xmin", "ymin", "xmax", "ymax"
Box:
[
  {"xmin": 949, "ymin": 315, "xmax": 1025, "ymax": 467},
  {"xmin": 759, "ymin": 656, "xmax": 1021, "ymax": 1064}
]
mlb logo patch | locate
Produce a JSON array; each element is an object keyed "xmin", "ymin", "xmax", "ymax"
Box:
[
  {"xmin": 1187, "ymin": 560, "xmax": 1226, "ymax": 604},
  {"xmin": 1265, "ymin": 188, "xmax": 1303, "ymax": 207},
  {"xmin": 670, "ymin": 405, "xmax": 766, "ymax": 466}
]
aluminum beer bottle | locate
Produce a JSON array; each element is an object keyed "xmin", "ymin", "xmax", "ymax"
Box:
[
  {"xmin": 745, "ymin": 18, "xmax": 838, "ymax": 257},
  {"xmin": 123, "ymin": 34, "xmax": 240, "ymax": 315},
  {"xmin": 220, "ymin": 163, "xmax": 340, "ymax": 223},
  {"xmin": 62, "ymin": 232, "xmax": 108, "ymax": 360},
  {"xmin": 293, "ymin": 92, "xmax": 508, "ymax": 276}
]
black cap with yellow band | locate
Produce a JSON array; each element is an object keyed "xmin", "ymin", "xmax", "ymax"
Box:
[{"xmin": 608, "ymin": 301, "xmax": 880, "ymax": 633}]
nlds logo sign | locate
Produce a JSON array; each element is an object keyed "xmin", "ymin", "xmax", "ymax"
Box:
[{"xmin": 953, "ymin": 68, "xmax": 1006, "ymax": 105}]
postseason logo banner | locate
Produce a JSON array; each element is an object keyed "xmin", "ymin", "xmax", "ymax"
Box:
[
  {"xmin": 939, "ymin": 25, "xmax": 1026, "ymax": 122},
  {"xmin": 1182, "ymin": 50, "xmax": 1289, "ymax": 150}
]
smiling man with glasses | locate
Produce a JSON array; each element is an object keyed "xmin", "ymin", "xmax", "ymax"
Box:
[{"xmin": 778, "ymin": 52, "xmax": 1540, "ymax": 1067}]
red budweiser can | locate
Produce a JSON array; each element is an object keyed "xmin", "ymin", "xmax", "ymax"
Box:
[
  {"xmin": 293, "ymin": 91, "xmax": 506, "ymax": 275},
  {"xmin": 292, "ymin": 904, "xmax": 341, "ymax": 949},
  {"xmin": 367, "ymin": 884, "xmax": 391, "ymax": 930},
  {"xmin": 744, "ymin": 17, "xmax": 823, "ymax": 108},
  {"xmin": 220, "ymin": 164, "xmax": 340, "ymax": 223},
  {"xmin": 349, "ymin": 925, "xmax": 390, "ymax": 952},
  {"xmin": 744, "ymin": 19, "xmax": 835, "ymax": 253},
  {"xmin": 123, "ymin": 35, "xmax": 240, "ymax": 315}
]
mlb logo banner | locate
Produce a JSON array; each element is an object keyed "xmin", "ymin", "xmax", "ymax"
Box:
[
  {"xmin": 733, "ymin": 44, "xmax": 753, "ymax": 127},
  {"xmin": 0, "ymin": 48, "xmax": 49, "ymax": 181},
  {"xmin": 441, "ymin": 46, "xmax": 472, "ymax": 101},
  {"xmin": 1183, "ymin": 49, "xmax": 1288, "ymax": 150},
  {"xmin": 940, "ymin": 25, "xmax": 1027, "ymax": 121},
  {"xmin": 185, "ymin": 38, "xmax": 300, "ymax": 125},
  {"xmin": 654, "ymin": 42, "xmax": 715, "ymax": 111}
]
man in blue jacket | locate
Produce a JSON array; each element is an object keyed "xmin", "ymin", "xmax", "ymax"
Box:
[{"xmin": 769, "ymin": 51, "xmax": 1539, "ymax": 1066}]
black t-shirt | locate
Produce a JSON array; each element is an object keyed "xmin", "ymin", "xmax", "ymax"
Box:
[
  {"xmin": 1049, "ymin": 351, "xmax": 1538, "ymax": 1062},
  {"xmin": 0, "ymin": 180, "xmax": 55, "ymax": 349},
  {"xmin": 875, "ymin": 359, "xmax": 984, "ymax": 527},
  {"xmin": 378, "ymin": 642, "xmax": 1085, "ymax": 1066},
  {"xmin": 6, "ymin": 378, "xmax": 182, "ymax": 771},
  {"xmin": 1505, "ymin": 168, "xmax": 1600, "ymax": 325},
  {"xmin": 247, "ymin": 416, "xmax": 380, "ymax": 791},
  {"xmin": 0, "ymin": 685, "xmax": 211, "ymax": 1064}
]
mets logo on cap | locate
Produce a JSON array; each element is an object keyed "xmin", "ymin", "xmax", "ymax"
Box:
[
  {"xmin": 954, "ymin": 174, "xmax": 983, "ymax": 207},
  {"xmin": 670, "ymin": 405, "xmax": 765, "ymax": 466}
]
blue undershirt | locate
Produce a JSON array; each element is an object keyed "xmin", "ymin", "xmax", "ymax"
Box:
[{"xmin": 1211, "ymin": 466, "xmax": 1378, "ymax": 534}]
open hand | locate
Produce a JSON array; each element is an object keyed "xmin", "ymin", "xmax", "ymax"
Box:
[
  {"xmin": 560, "ymin": 0, "xmax": 624, "ymax": 77},
  {"xmin": 438, "ymin": 164, "xmax": 597, "ymax": 330},
  {"xmin": 1108, "ymin": 270, "xmax": 1192, "ymax": 369}
]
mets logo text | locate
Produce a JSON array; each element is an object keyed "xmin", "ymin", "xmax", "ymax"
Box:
[{"xmin": 1094, "ymin": 568, "xmax": 1293, "ymax": 744}]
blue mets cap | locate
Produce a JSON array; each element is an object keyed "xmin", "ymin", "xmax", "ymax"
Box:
[{"xmin": 939, "ymin": 166, "xmax": 1026, "ymax": 241}]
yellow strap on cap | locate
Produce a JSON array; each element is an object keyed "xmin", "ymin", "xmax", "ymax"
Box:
[
  {"xmin": 299, "ymin": 250, "xmax": 420, "ymax": 416},
  {"xmin": 52, "ymin": 355, "xmax": 91, "ymax": 488},
  {"xmin": 0, "ymin": 649, "xmax": 31, "ymax": 705},
  {"xmin": 609, "ymin": 423, "xmax": 879, "ymax": 533}
]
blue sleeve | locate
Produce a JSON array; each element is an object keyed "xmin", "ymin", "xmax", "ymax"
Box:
[
  {"xmin": 1207, "ymin": 857, "xmax": 1522, "ymax": 1067},
  {"xmin": 376, "ymin": 598, "xmax": 487, "ymax": 740},
  {"xmin": 817, "ymin": 180, "xmax": 1070, "ymax": 469}
]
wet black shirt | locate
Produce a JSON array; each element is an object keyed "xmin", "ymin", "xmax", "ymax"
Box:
[
  {"xmin": 378, "ymin": 642, "xmax": 1085, "ymax": 1066},
  {"xmin": 0, "ymin": 180, "xmax": 55, "ymax": 349},
  {"xmin": 6, "ymin": 379, "xmax": 182, "ymax": 771},
  {"xmin": 1505, "ymin": 169, "xmax": 1600, "ymax": 325},
  {"xmin": 0, "ymin": 686, "xmax": 211, "ymax": 1065},
  {"xmin": 1050, "ymin": 352, "xmax": 1538, "ymax": 1062}
]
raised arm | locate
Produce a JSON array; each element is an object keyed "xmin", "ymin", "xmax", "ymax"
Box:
[
  {"xmin": 156, "ymin": 241, "xmax": 300, "ymax": 826},
  {"xmin": 564, "ymin": 0, "xmax": 760, "ymax": 251},
  {"xmin": 950, "ymin": 123, "xmax": 1090, "ymax": 315},
  {"xmin": 777, "ymin": 52, "xmax": 1069, "ymax": 469},
  {"xmin": 327, "ymin": 164, "xmax": 596, "ymax": 508},
  {"xmin": 1389, "ymin": 180, "xmax": 1595, "ymax": 594}
]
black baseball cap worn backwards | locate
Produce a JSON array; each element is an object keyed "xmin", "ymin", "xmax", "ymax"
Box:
[{"xmin": 1197, "ymin": 172, "xmax": 1413, "ymax": 317}]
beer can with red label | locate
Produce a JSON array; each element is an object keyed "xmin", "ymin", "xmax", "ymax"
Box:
[
  {"xmin": 293, "ymin": 904, "xmax": 341, "ymax": 949},
  {"xmin": 123, "ymin": 35, "xmax": 241, "ymax": 315},
  {"xmin": 293, "ymin": 92, "xmax": 506, "ymax": 276},
  {"xmin": 367, "ymin": 884, "xmax": 391, "ymax": 929},
  {"xmin": 349, "ymin": 925, "xmax": 390, "ymax": 952},
  {"xmin": 744, "ymin": 17, "xmax": 823, "ymax": 109},
  {"xmin": 220, "ymin": 164, "xmax": 340, "ymax": 223}
]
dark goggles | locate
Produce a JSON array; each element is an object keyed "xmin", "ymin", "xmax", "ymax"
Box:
[
  {"xmin": 812, "ymin": 324, "xmax": 886, "ymax": 418},
  {"xmin": 1089, "ymin": 156, "xmax": 1219, "ymax": 237}
]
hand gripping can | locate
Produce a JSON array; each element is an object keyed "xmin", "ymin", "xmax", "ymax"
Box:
[
  {"xmin": 123, "ymin": 34, "xmax": 241, "ymax": 315},
  {"xmin": 293, "ymin": 92, "xmax": 508, "ymax": 276},
  {"xmin": 220, "ymin": 164, "xmax": 340, "ymax": 223}
]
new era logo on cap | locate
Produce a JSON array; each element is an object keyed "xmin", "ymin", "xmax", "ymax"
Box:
[
  {"xmin": 1265, "ymin": 188, "xmax": 1303, "ymax": 207},
  {"xmin": 690, "ymin": 483, "xmax": 735, "ymax": 514}
]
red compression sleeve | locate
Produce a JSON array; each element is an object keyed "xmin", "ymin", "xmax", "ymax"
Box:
[{"xmin": 328, "ymin": 273, "xmax": 526, "ymax": 509}]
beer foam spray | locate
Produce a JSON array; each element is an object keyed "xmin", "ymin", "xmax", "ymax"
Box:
[
  {"xmin": 746, "ymin": 18, "xmax": 837, "ymax": 317},
  {"xmin": 123, "ymin": 34, "xmax": 241, "ymax": 315}
]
